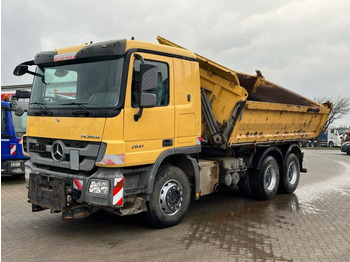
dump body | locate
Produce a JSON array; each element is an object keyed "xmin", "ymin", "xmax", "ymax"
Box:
[{"xmin": 157, "ymin": 37, "xmax": 331, "ymax": 149}]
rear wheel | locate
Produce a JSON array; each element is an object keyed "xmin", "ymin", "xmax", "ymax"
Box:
[
  {"xmin": 238, "ymin": 171, "xmax": 255, "ymax": 198},
  {"xmin": 279, "ymin": 153, "xmax": 300, "ymax": 194},
  {"xmin": 251, "ymin": 156, "xmax": 280, "ymax": 200},
  {"xmin": 146, "ymin": 166, "xmax": 191, "ymax": 228}
]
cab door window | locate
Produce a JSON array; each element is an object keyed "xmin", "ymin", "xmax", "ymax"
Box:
[{"xmin": 132, "ymin": 60, "xmax": 169, "ymax": 108}]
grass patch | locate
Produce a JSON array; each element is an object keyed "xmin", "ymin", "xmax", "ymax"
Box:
[{"xmin": 302, "ymin": 146, "xmax": 339, "ymax": 150}]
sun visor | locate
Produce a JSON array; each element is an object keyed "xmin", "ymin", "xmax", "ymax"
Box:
[
  {"xmin": 75, "ymin": 40, "xmax": 127, "ymax": 59},
  {"xmin": 34, "ymin": 51, "xmax": 58, "ymax": 64}
]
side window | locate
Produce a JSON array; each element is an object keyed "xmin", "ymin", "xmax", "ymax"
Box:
[
  {"xmin": 132, "ymin": 59, "xmax": 169, "ymax": 108},
  {"xmin": 1, "ymin": 108, "xmax": 6, "ymax": 133}
]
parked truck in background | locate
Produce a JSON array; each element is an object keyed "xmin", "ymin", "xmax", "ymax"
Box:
[
  {"xmin": 1, "ymin": 92, "xmax": 30, "ymax": 176},
  {"xmin": 341, "ymin": 131, "xmax": 350, "ymax": 155},
  {"xmin": 14, "ymin": 37, "xmax": 331, "ymax": 227},
  {"xmin": 321, "ymin": 125, "xmax": 350, "ymax": 147}
]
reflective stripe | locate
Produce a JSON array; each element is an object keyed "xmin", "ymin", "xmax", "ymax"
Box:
[
  {"xmin": 73, "ymin": 179, "xmax": 83, "ymax": 191},
  {"xmin": 10, "ymin": 145, "xmax": 16, "ymax": 155},
  {"xmin": 113, "ymin": 177, "xmax": 124, "ymax": 206},
  {"xmin": 98, "ymin": 154, "xmax": 125, "ymax": 165}
]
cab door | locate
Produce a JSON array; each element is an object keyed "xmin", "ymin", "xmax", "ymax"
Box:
[
  {"xmin": 124, "ymin": 53, "xmax": 174, "ymax": 166},
  {"xmin": 1, "ymin": 107, "xmax": 11, "ymax": 162}
]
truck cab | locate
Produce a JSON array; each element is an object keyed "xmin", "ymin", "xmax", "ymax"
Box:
[
  {"xmin": 1, "ymin": 100, "xmax": 29, "ymax": 175},
  {"xmin": 321, "ymin": 126, "xmax": 343, "ymax": 147}
]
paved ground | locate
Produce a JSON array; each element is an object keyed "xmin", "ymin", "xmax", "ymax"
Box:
[{"xmin": 2, "ymin": 149, "xmax": 350, "ymax": 262}]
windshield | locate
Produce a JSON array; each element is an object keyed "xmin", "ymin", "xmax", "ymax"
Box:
[
  {"xmin": 30, "ymin": 57, "xmax": 124, "ymax": 109},
  {"xmin": 11, "ymin": 111, "xmax": 27, "ymax": 137}
]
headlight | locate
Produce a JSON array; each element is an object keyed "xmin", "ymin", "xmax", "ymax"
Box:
[{"xmin": 88, "ymin": 180, "xmax": 110, "ymax": 195}]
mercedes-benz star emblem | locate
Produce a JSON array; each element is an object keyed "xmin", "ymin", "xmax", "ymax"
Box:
[{"xmin": 51, "ymin": 140, "xmax": 65, "ymax": 161}]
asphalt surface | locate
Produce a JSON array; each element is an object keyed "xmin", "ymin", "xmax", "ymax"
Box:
[{"xmin": 2, "ymin": 149, "xmax": 350, "ymax": 262}]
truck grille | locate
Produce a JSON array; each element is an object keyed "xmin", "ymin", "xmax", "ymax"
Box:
[{"xmin": 26, "ymin": 137, "xmax": 104, "ymax": 171}]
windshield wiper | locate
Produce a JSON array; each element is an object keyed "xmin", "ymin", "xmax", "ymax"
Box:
[
  {"xmin": 60, "ymin": 102, "xmax": 93, "ymax": 116},
  {"xmin": 30, "ymin": 102, "xmax": 52, "ymax": 116}
]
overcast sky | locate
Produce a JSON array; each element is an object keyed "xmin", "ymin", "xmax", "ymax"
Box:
[{"xmin": 2, "ymin": 0, "xmax": 349, "ymax": 125}]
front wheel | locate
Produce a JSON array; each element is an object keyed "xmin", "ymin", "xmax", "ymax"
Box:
[
  {"xmin": 279, "ymin": 153, "xmax": 300, "ymax": 194},
  {"xmin": 251, "ymin": 156, "xmax": 280, "ymax": 200},
  {"xmin": 146, "ymin": 166, "xmax": 191, "ymax": 228}
]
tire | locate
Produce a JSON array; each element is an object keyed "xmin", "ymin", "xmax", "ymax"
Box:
[
  {"xmin": 146, "ymin": 166, "xmax": 191, "ymax": 228},
  {"xmin": 347, "ymin": 152, "xmax": 350, "ymax": 155},
  {"xmin": 279, "ymin": 153, "xmax": 300, "ymax": 194},
  {"xmin": 329, "ymin": 141, "xmax": 334, "ymax": 148},
  {"xmin": 238, "ymin": 171, "xmax": 255, "ymax": 198},
  {"xmin": 251, "ymin": 156, "xmax": 280, "ymax": 200}
]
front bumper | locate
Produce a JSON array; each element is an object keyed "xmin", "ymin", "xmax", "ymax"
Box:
[
  {"xmin": 1, "ymin": 159, "xmax": 27, "ymax": 176},
  {"xmin": 25, "ymin": 160, "xmax": 124, "ymax": 211},
  {"xmin": 341, "ymin": 146, "xmax": 350, "ymax": 153}
]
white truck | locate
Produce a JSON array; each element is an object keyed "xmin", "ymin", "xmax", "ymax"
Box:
[{"xmin": 321, "ymin": 126, "xmax": 350, "ymax": 147}]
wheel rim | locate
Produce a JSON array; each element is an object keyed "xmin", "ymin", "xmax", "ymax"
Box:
[
  {"xmin": 288, "ymin": 162, "xmax": 298, "ymax": 185},
  {"xmin": 159, "ymin": 179, "xmax": 183, "ymax": 215},
  {"xmin": 265, "ymin": 165, "xmax": 277, "ymax": 191}
]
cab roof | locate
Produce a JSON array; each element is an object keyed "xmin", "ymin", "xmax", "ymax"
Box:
[{"xmin": 33, "ymin": 38, "xmax": 197, "ymax": 65}]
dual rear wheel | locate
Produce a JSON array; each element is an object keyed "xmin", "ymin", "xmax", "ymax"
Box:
[{"xmin": 239, "ymin": 153, "xmax": 300, "ymax": 200}]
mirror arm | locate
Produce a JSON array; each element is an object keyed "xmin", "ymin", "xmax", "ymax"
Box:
[
  {"xmin": 134, "ymin": 107, "xmax": 144, "ymax": 122},
  {"xmin": 27, "ymin": 70, "xmax": 43, "ymax": 77}
]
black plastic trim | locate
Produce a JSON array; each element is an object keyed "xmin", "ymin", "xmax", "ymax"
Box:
[
  {"xmin": 134, "ymin": 48, "xmax": 198, "ymax": 62},
  {"xmin": 34, "ymin": 51, "xmax": 57, "ymax": 64},
  {"xmin": 76, "ymin": 40, "xmax": 127, "ymax": 59},
  {"xmin": 146, "ymin": 145, "xmax": 201, "ymax": 194}
]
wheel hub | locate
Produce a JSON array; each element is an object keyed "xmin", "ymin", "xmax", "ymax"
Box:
[
  {"xmin": 288, "ymin": 162, "xmax": 298, "ymax": 185},
  {"xmin": 159, "ymin": 180, "xmax": 183, "ymax": 215},
  {"xmin": 265, "ymin": 165, "xmax": 277, "ymax": 191}
]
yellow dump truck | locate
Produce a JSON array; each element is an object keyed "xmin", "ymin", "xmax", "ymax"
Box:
[{"xmin": 14, "ymin": 36, "xmax": 331, "ymax": 228}]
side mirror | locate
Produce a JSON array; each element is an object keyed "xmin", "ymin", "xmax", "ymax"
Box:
[
  {"xmin": 13, "ymin": 65, "xmax": 29, "ymax": 76},
  {"xmin": 139, "ymin": 64, "xmax": 157, "ymax": 108}
]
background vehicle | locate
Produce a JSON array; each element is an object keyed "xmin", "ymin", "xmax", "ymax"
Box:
[
  {"xmin": 341, "ymin": 141, "xmax": 350, "ymax": 155},
  {"xmin": 298, "ymin": 139, "xmax": 317, "ymax": 148},
  {"xmin": 321, "ymin": 126, "xmax": 345, "ymax": 147},
  {"xmin": 14, "ymin": 37, "xmax": 331, "ymax": 227},
  {"xmin": 1, "ymin": 91, "xmax": 30, "ymax": 176},
  {"xmin": 341, "ymin": 130, "xmax": 350, "ymax": 144}
]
